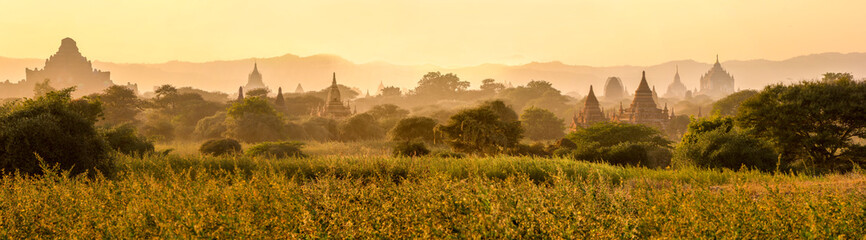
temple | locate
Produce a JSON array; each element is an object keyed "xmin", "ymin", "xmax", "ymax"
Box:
[
  {"xmin": 697, "ymin": 55, "xmax": 735, "ymax": 98},
  {"xmin": 25, "ymin": 38, "xmax": 114, "ymax": 95},
  {"xmin": 664, "ymin": 66, "xmax": 687, "ymax": 99},
  {"xmin": 570, "ymin": 85, "xmax": 607, "ymax": 130},
  {"xmin": 316, "ymin": 73, "xmax": 352, "ymax": 118},
  {"xmin": 609, "ymin": 71, "xmax": 671, "ymax": 130},
  {"xmin": 244, "ymin": 62, "xmax": 267, "ymax": 91},
  {"xmin": 295, "ymin": 83, "xmax": 305, "ymax": 93},
  {"xmin": 603, "ymin": 77, "xmax": 628, "ymax": 101}
]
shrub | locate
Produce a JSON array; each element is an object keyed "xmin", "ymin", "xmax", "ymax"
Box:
[
  {"xmin": 199, "ymin": 138, "xmax": 242, "ymax": 156},
  {"xmin": 566, "ymin": 122, "xmax": 673, "ymax": 168},
  {"xmin": 674, "ymin": 129, "xmax": 777, "ymax": 171},
  {"xmin": 520, "ymin": 107, "xmax": 565, "ymax": 141},
  {"xmin": 246, "ymin": 141, "xmax": 307, "ymax": 158},
  {"xmin": 103, "ymin": 124, "xmax": 154, "ymax": 156},
  {"xmin": 393, "ymin": 141, "xmax": 430, "ymax": 157},
  {"xmin": 225, "ymin": 97, "xmax": 286, "ymax": 143},
  {"xmin": 193, "ymin": 112, "xmax": 227, "ymax": 140},
  {"xmin": 389, "ymin": 116, "xmax": 438, "ymax": 143},
  {"xmin": 438, "ymin": 100, "xmax": 523, "ymax": 155},
  {"xmin": 508, "ymin": 143, "xmax": 550, "ymax": 157},
  {"xmin": 340, "ymin": 113, "xmax": 385, "ymax": 141},
  {"xmin": 0, "ymin": 88, "xmax": 113, "ymax": 176}
]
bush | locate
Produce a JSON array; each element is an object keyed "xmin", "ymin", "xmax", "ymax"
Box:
[
  {"xmin": 340, "ymin": 113, "xmax": 385, "ymax": 141},
  {"xmin": 193, "ymin": 112, "xmax": 227, "ymax": 140},
  {"xmin": 390, "ymin": 116, "xmax": 438, "ymax": 143},
  {"xmin": 246, "ymin": 141, "xmax": 307, "ymax": 158},
  {"xmin": 508, "ymin": 143, "xmax": 550, "ymax": 157},
  {"xmin": 0, "ymin": 88, "xmax": 113, "ymax": 176},
  {"xmin": 566, "ymin": 122, "xmax": 673, "ymax": 168},
  {"xmin": 674, "ymin": 129, "xmax": 777, "ymax": 171},
  {"xmin": 225, "ymin": 97, "xmax": 287, "ymax": 143},
  {"xmin": 393, "ymin": 141, "xmax": 430, "ymax": 157},
  {"xmin": 103, "ymin": 124, "xmax": 154, "ymax": 156},
  {"xmin": 199, "ymin": 138, "xmax": 242, "ymax": 156}
]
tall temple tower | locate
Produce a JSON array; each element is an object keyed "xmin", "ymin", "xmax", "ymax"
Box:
[
  {"xmin": 603, "ymin": 76, "xmax": 628, "ymax": 101},
  {"xmin": 244, "ymin": 62, "xmax": 267, "ymax": 91},
  {"xmin": 25, "ymin": 38, "xmax": 113, "ymax": 95},
  {"xmin": 571, "ymin": 85, "xmax": 607, "ymax": 131},
  {"xmin": 611, "ymin": 71, "xmax": 670, "ymax": 130},
  {"xmin": 317, "ymin": 73, "xmax": 352, "ymax": 118},
  {"xmin": 664, "ymin": 65, "xmax": 687, "ymax": 99},
  {"xmin": 697, "ymin": 55, "xmax": 735, "ymax": 99}
]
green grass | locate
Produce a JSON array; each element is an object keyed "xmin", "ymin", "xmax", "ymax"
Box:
[{"xmin": 1, "ymin": 145, "xmax": 864, "ymax": 238}]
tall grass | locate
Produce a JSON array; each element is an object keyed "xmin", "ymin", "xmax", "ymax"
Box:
[{"xmin": 1, "ymin": 153, "xmax": 863, "ymax": 238}]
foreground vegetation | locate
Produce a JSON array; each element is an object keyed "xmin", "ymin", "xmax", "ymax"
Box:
[{"xmin": 1, "ymin": 153, "xmax": 864, "ymax": 238}]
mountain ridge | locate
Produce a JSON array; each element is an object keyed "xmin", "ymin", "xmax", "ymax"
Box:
[{"xmin": 2, "ymin": 52, "xmax": 865, "ymax": 97}]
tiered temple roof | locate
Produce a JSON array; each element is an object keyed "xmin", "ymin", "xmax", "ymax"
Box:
[
  {"xmin": 664, "ymin": 65, "xmax": 687, "ymax": 98},
  {"xmin": 571, "ymin": 85, "xmax": 607, "ymax": 130},
  {"xmin": 25, "ymin": 38, "xmax": 113, "ymax": 95},
  {"xmin": 610, "ymin": 71, "xmax": 670, "ymax": 130},
  {"xmin": 698, "ymin": 56, "xmax": 735, "ymax": 98},
  {"xmin": 244, "ymin": 63, "xmax": 267, "ymax": 91},
  {"xmin": 317, "ymin": 73, "xmax": 352, "ymax": 118}
]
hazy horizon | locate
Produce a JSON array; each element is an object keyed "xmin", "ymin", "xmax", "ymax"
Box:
[{"xmin": 2, "ymin": 0, "xmax": 866, "ymax": 67}]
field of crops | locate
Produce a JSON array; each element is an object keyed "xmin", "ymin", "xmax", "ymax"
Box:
[{"xmin": 1, "ymin": 143, "xmax": 864, "ymax": 238}]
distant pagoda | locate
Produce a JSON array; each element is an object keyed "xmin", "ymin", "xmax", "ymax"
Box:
[
  {"xmin": 570, "ymin": 85, "xmax": 607, "ymax": 131},
  {"xmin": 603, "ymin": 76, "xmax": 628, "ymax": 101},
  {"xmin": 316, "ymin": 73, "xmax": 352, "ymax": 118},
  {"xmin": 25, "ymin": 38, "xmax": 113, "ymax": 95},
  {"xmin": 697, "ymin": 55, "xmax": 735, "ymax": 98},
  {"xmin": 664, "ymin": 66, "xmax": 687, "ymax": 99},
  {"xmin": 295, "ymin": 83, "xmax": 304, "ymax": 93},
  {"xmin": 611, "ymin": 71, "xmax": 671, "ymax": 130},
  {"xmin": 244, "ymin": 62, "xmax": 267, "ymax": 91}
]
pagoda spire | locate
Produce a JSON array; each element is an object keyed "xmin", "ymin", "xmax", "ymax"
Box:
[{"xmin": 332, "ymin": 72, "xmax": 337, "ymax": 86}]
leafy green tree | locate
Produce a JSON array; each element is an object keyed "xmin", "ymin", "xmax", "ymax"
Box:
[
  {"xmin": 366, "ymin": 104, "xmax": 410, "ymax": 130},
  {"xmin": 148, "ymin": 85, "xmax": 223, "ymax": 139},
  {"xmin": 520, "ymin": 107, "xmax": 565, "ymax": 141},
  {"xmin": 567, "ymin": 122, "xmax": 673, "ymax": 168},
  {"xmin": 480, "ymin": 78, "xmax": 505, "ymax": 94},
  {"xmin": 340, "ymin": 113, "xmax": 385, "ymax": 141},
  {"xmin": 674, "ymin": 128, "xmax": 777, "ymax": 171},
  {"xmin": 199, "ymin": 138, "xmax": 242, "ymax": 156},
  {"xmin": 738, "ymin": 73, "xmax": 866, "ymax": 173},
  {"xmin": 711, "ymin": 90, "xmax": 758, "ymax": 116},
  {"xmin": 380, "ymin": 86, "xmax": 402, "ymax": 97},
  {"xmin": 680, "ymin": 116, "xmax": 734, "ymax": 144},
  {"xmin": 94, "ymin": 85, "xmax": 141, "ymax": 126},
  {"xmin": 225, "ymin": 97, "xmax": 286, "ymax": 143},
  {"xmin": 246, "ymin": 141, "xmax": 306, "ymax": 158},
  {"xmin": 246, "ymin": 88, "xmax": 270, "ymax": 98},
  {"xmin": 390, "ymin": 116, "xmax": 438, "ymax": 142},
  {"xmin": 479, "ymin": 100, "xmax": 519, "ymax": 122},
  {"xmin": 102, "ymin": 124, "xmax": 154, "ymax": 156},
  {"xmin": 285, "ymin": 95, "xmax": 325, "ymax": 116},
  {"xmin": 367, "ymin": 104, "xmax": 409, "ymax": 120},
  {"xmin": 0, "ymin": 88, "xmax": 113, "ymax": 176},
  {"xmin": 438, "ymin": 101, "xmax": 523, "ymax": 155},
  {"xmin": 33, "ymin": 79, "xmax": 56, "ymax": 97},
  {"xmin": 414, "ymin": 72, "xmax": 469, "ymax": 97},
  {"xmin": 193, "ymin": 112, "xmax": 227, "ymax": 139},
  {"xmin": 302, "ymin": 117, "xmax": 339, "ymax": 141}
]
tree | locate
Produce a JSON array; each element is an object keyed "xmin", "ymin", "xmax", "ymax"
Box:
[
  {"xmin": 33, "ymin": 79, "xmax": 56, "ymax": 97},
  {"xmin": 148, "ymin": 86, "xmax": 223, "ymax": 140},
  {"xmin": 479, "ymin": 100, "xmax": 519, "ymax": 122},
  {"xmin": 225, "ymin": 97, "xmax": 286, "ymax": 143},
  {"xmin": 0, "ymin": 88, "xmax": 113, "ymax": 176},
  {"xmin": 674, "ymin": 126, "xmax": 777, "ymax": 172},
  {"xmin": 246, "ymin": 88, "xmax": 270, "ymax": 98},
  {"xmin": 366, "ymin": 104, "xmax": 409, "ymax": 120},
  {"xmin": 737, "ymin": 73, "xmax": 866, "ymax": 173},
  {"xmin": 438, "ymin": 101, "xmax": 523, "ymax": 155},
  {"xmin": 340, "ymin": 113, "xmax": 385, "ymax": 141},
  {"xmin": 390, "ymin": 116, "xmax": 438, "ymax": 142},
  {"xmin": 711, "ymin": 90, "xmax": 758, "ymax": 116},
  {"xmin": 520, "ymin": 107, "xmax": 565, "ymax": 141},
  {"xmin": 414, "ymin": 72, "xmax": 469, "ymax": 97},
  {"xmin": 380, "ymin": 86, "xmax": 402, "ymax": 97},
  {"xmin": 480, "ymin": 79, "xmax": 505, "ymax": 94},
  {"xmin": 94, "ymin": 85, "xmax": 141, "ymax": 126},
  {"xmin": 285, "ymin": 95, "xmax": 325, "ymax": 116},
  {"xmin": 567, "ymin": 122, "xmax": 673, "ymax": 168}
]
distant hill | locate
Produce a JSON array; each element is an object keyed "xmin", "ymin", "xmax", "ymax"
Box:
[{"xmin": 2, "ymin": 52, "xmax": 865, "ymax": 97}]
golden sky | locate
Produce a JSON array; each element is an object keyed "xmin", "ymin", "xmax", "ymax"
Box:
[{"xmin": 1, "ymin": 0, "xmax": 864, "ymax": 67}]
